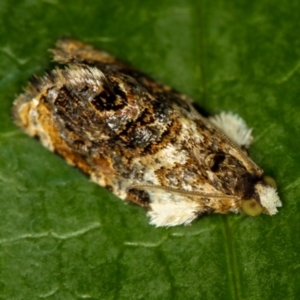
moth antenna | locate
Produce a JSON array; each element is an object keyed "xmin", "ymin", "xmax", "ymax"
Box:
[{"xmin": 130, "ymin": 184, "xmax": 238, "ymax": 200}]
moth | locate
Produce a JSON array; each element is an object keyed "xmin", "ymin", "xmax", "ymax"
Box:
[{"xmin": 13, "ymin": 38, "xmax": 281, "ymax": 227}]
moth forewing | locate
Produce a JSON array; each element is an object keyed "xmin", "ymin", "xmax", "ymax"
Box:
[{"xmin": 13, "ymin": 38, "xmax": 281, "ymax": 227}]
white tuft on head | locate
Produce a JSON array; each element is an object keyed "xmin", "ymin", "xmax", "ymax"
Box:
[
  {"xmin": 209, "ymin": 112, "xmax": 253, "ymax": 147},
  {"xmin": 255, "ymin": 183, "xmax": 282, "ymax": 215}
]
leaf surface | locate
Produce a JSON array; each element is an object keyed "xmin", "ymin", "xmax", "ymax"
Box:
[{"xmin": 0, "ymin": 1, "xmax": 299, "ymax": 299}]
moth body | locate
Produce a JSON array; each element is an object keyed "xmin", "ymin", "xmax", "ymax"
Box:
[{"xmin": 13, "ymin": 39, "xmax": 281, "ymax": 227}]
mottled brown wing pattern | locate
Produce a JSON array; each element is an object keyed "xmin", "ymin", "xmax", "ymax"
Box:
[{"xmin": 13, "ymin": 39, "xmax": 281, "ymax": 226}]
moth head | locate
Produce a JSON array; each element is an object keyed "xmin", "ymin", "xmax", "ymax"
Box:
[{"xmin": 241, "ymin": 176, "xmax": 282, "ymax": 216}]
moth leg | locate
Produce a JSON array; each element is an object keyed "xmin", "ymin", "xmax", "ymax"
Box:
[
  {"xmin": 122, "ymin": 185, "xmax": 202, "ymax": 227},
  {"xmin": 147, "ymin": 197, "xmax": 203, "ymax": 227},
  {"xmin": 52, "ymin": 38, "xmax": 119, "ymax": 65},
  {"xmin": 209, "ymin": 112, "xmax": 253, "ymax": 148}
]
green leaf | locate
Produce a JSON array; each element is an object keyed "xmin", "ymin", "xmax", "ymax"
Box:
[{"xmin": 1, "ymin": 1, "xmax": 299, "ymax": 299}]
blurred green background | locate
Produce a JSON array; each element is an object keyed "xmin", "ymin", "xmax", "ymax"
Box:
[{"xmin": 1, "ymin": 1, "xmax": 300, "ymax": 299}]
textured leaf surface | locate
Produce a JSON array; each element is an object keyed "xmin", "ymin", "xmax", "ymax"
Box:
[{"xmin": 1, "ymin": 1, "xmax": 300, "ymax": 299}]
